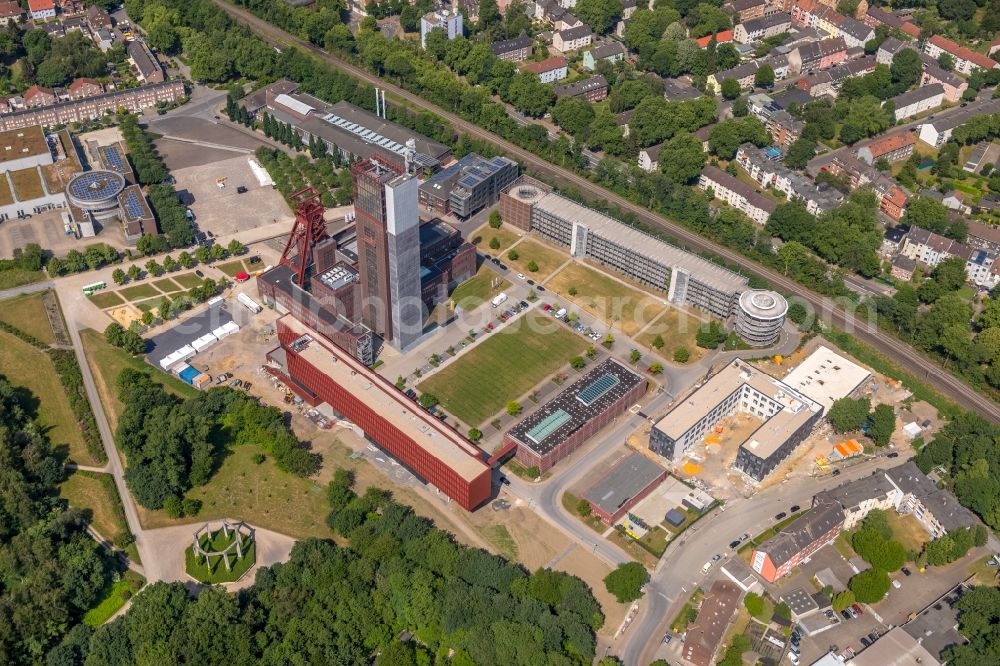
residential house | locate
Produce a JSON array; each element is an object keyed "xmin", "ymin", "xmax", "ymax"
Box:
[
  {"xmin": 900, "ymin": 21, "xmax": 921, "ymax": 38},
  {"xmin": 93, "ymin": 28, "xmax": 113, "ymax": 51},
  {"xmin": 856, "ymin": 131, "xmax": 915, "ymax": 164},
  {"xmin": 583, "ymin": 40, "xmax": 626, "ymax": 70},
  {"xmin": 553, "ymin": 25, "xmax": 592, "ymax": 52},
  {"xmin": 919, "ymin": 98, "xmax": 1000, "ymax": 147},
  {"xmin": 67, "ymin": 77, "xmax": 102, "ymax": 100},
  {"xmin": 621, "ymin": 0, "xmax": 637, "ymax": 19},
  {"xmin": 638, "ymin": 144, "xmax": 662, "ymax": 172},
  {"xmin": 819, "ymin": 153, "xmax": 877, "ymax": 188},
  {"xmin": 616, "ymin": 109, "xmax": 634, "ymax": 137},
  {"xmin": 0, "ymin": 0, "xmax": 22, "ymax": 25},
  {"xmin": 420, "ymin": 8, "xmax": 463, "ymax": 49},
  {"xmin": 735, "ymin": 143, "xmax": 843, "ymax": 214},
  {"xmin": 923, "ymin": 35, "xmax": 998, "ymax": 76},
  {"xmin": 663, "ymin": 78, "xmax": 703, "ymax": 101},
  {"xmin": 23, "ymin": 85, "xmax": 56, "ymax": 108},
  {"xmin": 889, "ymin": 83, "xmax": 944, "ymax": 121},
  {"xmin": 751, "ymin": 499, "xmax": 845, "ymax": 583},
  {"xmin": 891, "ymin": 255, "xmax": 916, "ymax": 281},
  {"xmin": 682, "ymin": 581, "xmax": 742, "ymax": 666},
  {"xmin": 876, "ymin": 36, "xmax": 907, "ymax": 65},
  {"xmin": 734, "ymin": 12, "xmax": 791, "ymax": 44},
  {"xmin": 695, "ymin": 30, "xmax": 734, "ymax": 48},
  {"xmin": 864, "ymin": 6, "xmax": 903, "ymax": 30},
  {"xmin": 871, "ymin": 176, "xmax": 909, "ymax": 221},
  {"xmin": 85, "ymin": 4, "xmax": 111, "ymax": 30},
  {"xmin": 725, "ymin": 0, "xmax": 767, "ymax": 22},
  {"xmin": 838, "ymin": 16, "xmax": 875, "ymax": 49},
  {"xmin": 698, "ymin": 165, "xmax": 777, "ymax": 224},
  {"xmin": 27, "ymin": 0, "xmax": 55, "ymax": 20},
  {"xmin": 491, "ymin": 36, "xmax": 532, "ymax": 62},
  {"xmin": 708, "ymin": 55, "xmax": 787, "ymax": 93},
  {"xmin": 920, "ymin": 56, "xmax": 968, "ymax": 103},
  {"xmin": 795, "ymin": 56, "xmax": 875, "ymax": 96},
  {"xmin": 990, "ymin": 35, "xmax": 1000, "ymax": 58},
  {"xmin": 519, "ymin": 56, "xmax": 569, "ymax": 83},
  {"xmin": 881, "ymin": 224, "xmax": 909, "ymax": 258},
  {"xmin": 694, "ymin": 125, "xmax": 714, "ymax": 152},
  {"xmin": 748, "ymin": 93, "xmax": 804, "ymax": 146},
  {"xmin": 787, "ymin": 36, "xmax": 847, "ymax": 74},
  {"xmin": 553, "ymin": 75, "xmax": 608, "ymax": 102},
  {"xmin": 555, "ymin": 13, "xmax": 582, "ymax": 31},
  {"xmin": 967, "ymin": 220, "xmax": 1000, "ymax": 253},
  {"xmin": 901, "ymin": 227, "xmax": 987, "ymax": 282},
  {"xmin": 127, "ymin": 41, "xmax": 165, "ymax": 84}
]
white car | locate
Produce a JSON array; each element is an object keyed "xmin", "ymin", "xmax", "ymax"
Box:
[
  {"xmin": 788, "ymin": 651, "xmax": 800, "ymax": 664},
  {"xmin": 517, "ymin": 272, "xmax": 526, "ymax": 280}
]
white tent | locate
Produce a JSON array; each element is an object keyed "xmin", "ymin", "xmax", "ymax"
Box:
[
  {"xmin": 212, "ymin": 321, "xmax": 239, "ymax": 339},
  {"xmin": 191, "ymin": 333, "xmax": 218, "ymax": 353}
]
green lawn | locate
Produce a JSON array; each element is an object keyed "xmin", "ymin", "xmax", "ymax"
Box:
[
  {"xmin": 450, "ymin": 265, "xmax": 510, "ymax": 311},
  {"xmin": 470, "ymin": 223, "xmax": 521, "ymax": 253},
  {"xmin": 59, "ymin": 470, "xmax": 139, "ymax": 563},
  {"xmin": 216, "ymin": 259, "xmax": 248, "ymax": 277},
  {"xmin": 89, "ymin": 291, "xmax": 125, "ymax": 309},
  {"xmin": 548, "ymin": 262, "xmax": 669, "ymax": 337},
  {"xmin": 636, "ymin": 308, "xmax": 708, "ymax": 361},
  {"xmin": 0, "ymin": 291, "xmax": 55, "ymax": 344},
  {"xmin": 134, "ymin": 298, "xmax": 167, "ymax": 313},
  {"xmin": 505, "ymin": 238, "xmax": 567, "ymax": 280},
  {"xmin": 173, "ymin": 272, "xmax": 203, "ymax": 289},
  {"xmin": 140, "ymin": 444, "xmax": 332, "ymax": 538},
  {"xmin": 417, "ymin": 312, "xmax": 585, "ymax": 425},
  {"xmin": 82, "ymin": 571, "xmax": 144, "ymax": 627},
  {"xmin": 0, "ymin": 268, "xmax": 45, "ymax": 290},
  {"xmin": 185, "ymin": 528, "xmax": 256, "ymax": 583},
  {"xmin": 0, "ymin": 330, "xmax": 91, "ymax": 462},
  {"xmin": 886, "ymin": 511, "xmax": 931, "ymax": 553},
  {"xmin": 80, "ymin": 328, "xmax": 198, "ymax": 430},
  {"xmin": 152, "ymin": 277, "xmax": 181, "ymax": 292},
  {"xmin": 119, "ymin": 283, "xmax": 160, "ymax": 302}
]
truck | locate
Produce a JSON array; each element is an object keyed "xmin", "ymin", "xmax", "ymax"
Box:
[
  {"xmin": 490, "ymin": 292, "xmax": 508, "ymax": 308},
  {"xmin": 238, "ymin": 292, "xmax": 263, "ymax": 314}
]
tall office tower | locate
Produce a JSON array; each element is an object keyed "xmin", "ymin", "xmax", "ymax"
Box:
[{"xmin": 351, "ymin": 157, "xmax": 423, "ymax": 350}]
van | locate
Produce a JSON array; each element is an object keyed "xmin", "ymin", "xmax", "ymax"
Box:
[
  {"xmin": 702, "ymin": 561, "xmax": 712, "ymax": 574},
  {"xmin": 555, "ymin": 308, "xmax": 567, "ymax": 319}
]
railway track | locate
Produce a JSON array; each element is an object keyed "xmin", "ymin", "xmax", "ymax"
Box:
[{"xmin": 214, "ymin": 0, "xmax": 1000, "ymax": 423}]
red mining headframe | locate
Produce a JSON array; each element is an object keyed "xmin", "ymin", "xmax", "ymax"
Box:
[{"xmin": 279, "ymin": 187, "xmax": 326, "ymax": 286}]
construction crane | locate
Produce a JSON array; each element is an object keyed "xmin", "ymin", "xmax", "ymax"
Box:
[{"xmin": 279, "ymin": 187, "xmax": 326, "ymax": 286}]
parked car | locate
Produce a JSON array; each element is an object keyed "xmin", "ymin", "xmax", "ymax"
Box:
[
  {"xmin": 729, "ymin": 540, "xmax": 741, "ymax": 549},
  {"xmin": 860, "ymin": 637, "xmax": 872, "ymax": 648},
  {"xmin": 832, "ymin": 469, "xmax": 841, "ymax": 476},
  {"xmin": 499, "ymin": 476, "xmax": 510, "ymax": 486},
  {"xmin": 498, "ymin": 263, "xmax": 508, "ymax": 270},
  {"xmin": 242, "ymin": 382, "xmax": 252, "ymax": 392},
  {"xmin": 195, "ymin": 270, "xmax": 204, "ymax": 277},
  {"xmin": 712, "ymin": 553, "xmax": 722, "ymax": 561},
  {"xmin": 229, "ymin": 379, "xmax": 242, "ymax": 388},
  {"xmin": 774, "ymin": 512, "xmax": 787, "ymax": 521},
  {"xmin": 740, "ymin": 532, "xmax": 750, "ymax": 541},
  {"xmin": 517, "ymin": 272, "xmax": 525, "ymax": 280},
  {"xmin": 519, "ymin": 301, "xmax": 528, "ymax": 309},
  {"xmin": 892, "ymin": 579, "xmax": 901, "ymax": 589},
  {"xmin": 791, "ymin": 505, "xmax": 801, "ymax": 512},
  {"xmin": 901, "ymin": 567, "xmax": 911, "ymax": 576},
  {"xmin": 851, "ymin": 604, "xmax": 864, "ymax": 617},
  {"xmin": 887, "ymin": 452, "xmax": 899, "ymax": 458},
  {"xmin": 526, "ymin": 279, "xmax": 535, "ymax": 285},
  {"xmin": 788, "ymin": 652, "xmax": 799, "ymax": 664},
  {"xmin": 537, "ymin": 285, "xmax": 546, "ymax": 291},
  {"xmin": 841, "ymin": 610, "xmax": 852, "ymax": 620},
  {"xmin": 236, "ymin": 185, "xmax": 247, "ymax": 194},
  {"xmin": 868, "ymin": 632, "xmax": 879, "ymax": 643},
  {"xmin": 662, "ymin": 633, "xmax": 672, "ymax": 645},
  {"xmin": 543, "ymin": 304, "xmax": 552, "ymax": 311}
]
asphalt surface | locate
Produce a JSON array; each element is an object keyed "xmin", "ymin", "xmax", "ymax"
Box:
[
  {"xmin": 213, "ymin": 0, "xmax": 1000, "ymax": 424},
  {"xmin": 145, "ymin": 301, "xmax": 234, "ymax": 367}
]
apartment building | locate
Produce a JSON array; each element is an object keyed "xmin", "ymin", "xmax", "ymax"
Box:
[
  {"xmin": 583, "ymin": 40, "xmax": 626, "ymax": 70},
  {"xmin": 920, "ymin": 57, "xmax": 968, "ymax": 103},
  {"xmin": 787, "ymin": 36, "xmax": 847, "ymax": 74},
  {"xmin": 734, "ymin": 12, "xmax": 791, "ymax": 44},
  {"xmin": 748, "ymin": 93, "xmax": 805, "ymax": 146},
  {"xmin": 553, "ymin": 75, "xmax": 608, "ymax": 102},
  {"xmin": 553, "ymin": 25, "xmax": 593, "ymax": 52},
  {"xmin": 420, "ymin": 8, "xmax": 463, "ymax": 49},
  {"xmin": 519, "ymin": 56, "xmax": 568, "ymax": 82},
  {"xmin": 698, "ymin": 165, "xmax": 777, "ymax": 224},
  {"xmin": 856, "ymin": 131, "xmax": 915, "ymax": 164},
  {"xmin": 735, "ymin": 143, "xmax": 843, "ymax": 215},
  {"xmin": 491, "ymin": 36, "xmax": 532, "ymax": 62},
  {"xmin": 725, "ymin": 0, "xmax": 767, "ymax": 21},
  {"xmin": 889, "ymin": 83, "xmax": 944, "ymax": 121},
  {"xmin": 918, "ymin": 99, "xmax": 1000, "ymax": 147},
  {"xmin": 900, "ymin": 226, "xmax": 997, "ymax": 286},
  {"xmin": 924, "ymin": 35, "xmax": 998, "ymax": 76}
]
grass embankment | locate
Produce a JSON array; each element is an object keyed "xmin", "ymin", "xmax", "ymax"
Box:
[
  {"xmin": 82, "ymin": 571, "xmax": 144, "ymax": 627},
  {"xmin": 417, "ymin": 312, "xmax": 584, "ymax": 425}
]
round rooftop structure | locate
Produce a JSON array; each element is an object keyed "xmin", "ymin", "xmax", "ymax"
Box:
[
  {"xmin": 735, "ymin": 289, "xmax": 788, "ymax": 347},
  {"xmin": 66, "ymin": 170, "xmax": 126, "ymax": 219}
]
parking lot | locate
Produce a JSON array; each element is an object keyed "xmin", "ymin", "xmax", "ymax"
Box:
[
  {"xmin": 0, "ymin": 207, "xmax": 129, "ymax": 258},
  {"xmin": 146, "ymin": 297, "xmax": 251, "ymax": 367},
  {"xmin": 171, "ymin": 154, "xmax": 291, "ymax": 238}
]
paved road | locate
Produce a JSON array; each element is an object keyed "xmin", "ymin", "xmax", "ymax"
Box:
[
  {"xmin": 0, "ymin": 279, "xmax": 53, "ymax": 300},
  {"xmin": 213, "ymin": 0, "xmax": 1000, "ymax": 424}
]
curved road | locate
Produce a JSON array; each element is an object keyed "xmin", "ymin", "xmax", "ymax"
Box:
[{"xmin": 214, "ymin": 0, "xmax": 1000, "ymax": 423}]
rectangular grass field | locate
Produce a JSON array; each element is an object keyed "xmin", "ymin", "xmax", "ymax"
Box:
[
  {"xmin": 173, "ymin": 272, "xmax": 204, "ymax": 289},
  {"xmin": 450, "ymin": 265, "xmax": 510, "ymax": 311},
  {"xmin": 505, "ymin": 238, "xmax": 566, "ymax": 280},
  {"xmin": 153, "ymin": 277, "xmax": 182, "ymax": 292},
  {"xmin": 547, "ymin": 262, "xmax": 668, "ymax": 336},
  {"xmin": 0, "ymin": 330, "xmax": 90, "ymax": 462},
  {"xmin": 89, "ymin": 291, "xmax": 125, "ymax": 309},
  {"xmin": 635, "ymin": 307, "xmax": 709, "ymax": 361},
  {"xmin": 119, "ymin": 283, "xmax": 160, "ymax": 301},
  {"xmin": 60, "ymin": 471, "xmax": 130, "ymax": 546},
  {"xmin": 216, "ymin": 259, "xmax": 248, "ymax": 277},
  {"xmin": 417, "ymin": 312, "xmax": 584, "ymax": 425},
  {"xmin": 470, "ymin": 224, "xmax": 521, "ymax": 254},
  {"xmin": 0, "ymin": 291, "xmax": 55, "ymax": 344}
]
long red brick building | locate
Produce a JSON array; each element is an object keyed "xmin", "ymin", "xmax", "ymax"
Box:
[{"xmin": 270, "ymin": 315, "xmax": 492, "ymax": 510}]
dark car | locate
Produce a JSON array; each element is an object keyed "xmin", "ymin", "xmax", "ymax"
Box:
[
  {"xmin": 405, "ymin": 389, "xmax": 417, "ymax": 399},
  {"xmin": 841, "ymin": 610, "xmax": 852, "ymax": 620},
  {"xmin": 860, "ymin": 637, "xmax": 872, "ymax": 648},
  {"xmin": 436, "ymin": 412, "xmax": 447, "ymax": 421},
  {"xmin": 901, "ymin": 567, "xmax": 911, "ymax": 576},
  {"xmin": 887, "ymin": 451, "xmax": 899, "ymax": 458},
  {"xmin": 499, "ymin": 476, "xmax": 510, "ymax": 486},
  {"xmin": 527, "ymin": 279, "xmax": 535, "ymax": 285},
  {"xmin": 195, "ymin": 270, "xmax": 204, "ymax": 277},
  {"xmin": 498, "ymin": 263, "xmax": 508, "ymax": 271},
  {"xmin": 832, "ymin": 469, "xmax": 841, "ymax": 476},
  {"xmin": 242, "ymin": 382, "xmax": 252, "ymax": 392},
  {"xmin": 774, "ymin": 512, "xmax": 787, "ymax": 521},
  {"xmin": 729, "ymin": 539, "xmax": 741, "ymax": 549},
  {"xmin": 790, "ymin": 504, "xmax": 801, "ymax": 512},
  {"xmin": 537, "ymin": 285, "xmax": 546, "ymax": 292},
  {"xmin": 237, "ymin": 185, "xmax": 247, "ymax": 194},
  {"xmin": 868, "ymin": 632, "xmax": 879, "ymax": 643},
  {"xmin": 491, "ymin": 258, "xmax": 500, "ymax": 265}
]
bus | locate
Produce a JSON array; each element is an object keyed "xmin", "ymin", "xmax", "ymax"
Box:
[{"xmin": 82, "ymin": 281, "xmax": 106, "ymax": 296}]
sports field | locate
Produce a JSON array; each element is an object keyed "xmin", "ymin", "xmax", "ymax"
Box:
[{"xmin": 417, "ymin": 312, "xmax": 584, "ymax": 425}]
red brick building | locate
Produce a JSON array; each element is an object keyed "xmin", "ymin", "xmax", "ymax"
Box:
[
  {"xmin": 23, "ymin": 86, "xmax": 56, "ymax": 108},
  {"xmin": 272, "ymin": 315, "xmax": 492, "ymax": 510},
  {"xmin": 68, "ymin": 78, "xmax": 103, "ymax": 100},
  {"xmin": 750, "ymin": 499, "xmax": 844, "ymax": 582}
]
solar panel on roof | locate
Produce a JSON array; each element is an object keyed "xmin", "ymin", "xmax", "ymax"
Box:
[
  {"xmin": 101, "ymin": 146, "xmax": 126, "ymax": 173},
  {"xmin": 68, "ymin": 170, "xmax": 125, "ymax": 201},
  {"xmin": 577, "ymin": 374, "xmax": 620, "ymax": 407},
  {"xmin": 525, "ymin": 409, "xmax": 572, "ymax": 445},
  {"xmin": 122, "ymin": 189, "xmax": 145, "ymax": 219}
]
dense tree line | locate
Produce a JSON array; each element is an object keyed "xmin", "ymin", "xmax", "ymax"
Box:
[
  {"xmin": 79, "ymin": 469, "xmax": 605, "ymax": 665},
  {"xmin": 115, "ymin": 367, "xmax": 320, "ymax": 510},
  {"xmin": 0, "ymin": 375, "xmax": 115, "ymax": 664},
  {"xmin": 15, "ymin": 29, "xmax": 109, "ymax": 89},
  {"xmin": 943, "ymin": 585, "xmax": 1000, "ymax": 664}
]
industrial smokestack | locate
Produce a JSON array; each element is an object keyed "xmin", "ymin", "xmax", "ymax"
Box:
[{"xmin": 381, "ymin": 89, "xmax": 386, "ymax": 118}]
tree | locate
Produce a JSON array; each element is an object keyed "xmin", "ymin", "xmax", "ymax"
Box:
[
  {"xmin": 104, "ymin": 322, "xmax": 126, "ymax": 348},
  {"xmin": 178, "ymin": 251, "xmax": 194, "ymax": 269},
  {"xmin": 852, "ymin": 529, "xmax": 906, "ymax": 571},
  {"xmin": 162, "ymin": 255, "xmax": 177, "ymax": 272},
  {"xmin": 709, "ymin": 117, "xmax": 770, "ymax": 160},
  {"xmin": 649, "ymin": 362, "xmax": 664, "ymax": 374},
  {"xmin": 826, "ymin": 396, "xmax": 871, "ymax": 432},
  {"xmin": 659, "ymin": 132, "xmax": 706, "ymax": 184},
  {"xmin": 227, "ymin": 239, "xmax": 245, "ymax": 255},
  {"xmin": 489, "ymin": 210, "xmax": 502, "ymax": 228},
  {"xmin": 673, "ymin": 348, "xmax": 690, "ymax": 363},
  {"xmin": 784, "ymin": 137, "xmax": 817, "ymax": 169},
  {"xmin": 569, "ymin": 355, "xmax": 586, "ymax": 369},
  {"xmin": 787, "ymin": 302, "xmax": 808, "ymax": 325},
  {"xmin": 754, "ymin": 64, "xmax": 774, "ymax": 88},
  {"xmin": 551, "ymin": 96, "xmax": 596, "ymax": 136},
  {"xmin": 418, "ymin": 393, "xmax": 439, "ymax": 409},
  {"xmin": 890, "ymin": 48, "xmax": 922, "ymax": 93},
  {"xmin": 743, "ymin": 592, "xmax": 765, "ymax": 618},
  {"xmin": 506, "ymin": 401, "xmax": 522, "ymax": 416},
  {"xmin": 696, "ymin": 321, "xmax": 727, "ymax": 349},
  {"xmin": 652, "ymin": 334, "xmax": 664, "ymax": 349},
  {"xmin": 732, "ymin": 95, "xmax": 749, "ymax": 117},
  {"xmin": 720, "ymin": 77, "xmax": 741, "ymax": 100},
  {"xmin": 861, "ymin": 509, "xmax": 893, "ymax": 540},
  {"xmin": 831, "ymin": 590, "xmax": 855, "ymax": 612},
  {"xmin": 508, "ymin": 249, "xmax": 519, "ymax": 261},
  {"xmin": 127, "ymin": 264, "xmax": 141, "ymax": 281},
  {"xmin": 902, "ymin": 196, "xmax": 967, "ymax": 242},
  {"xmin": 868, "ymin": 404, "xmax": 895, "ymax": 446},
  {"xmin": 849, "ymin": 568, "xmax": 891, "ymax": 603},
  {"xmin": 576, "ymin": 0, "xmax": 624, "ymax": 34},
  {"xmin": 112, "ymin": 268, "xmax": 127, "ymax": 285},
  {"xmin": 527, "ymin": 260, "xmax": 539, "ymax": 272},
  {"xmin": 629, "ymin": 349, "xmax": 642, "ymax": 364},
  {"xmin": 577, "ymin": 498, "xmax": 592, "ymax": 516},
  {"xmin": 938, "ymin": 52, "xmax": 956, "ymax": 71},
  {"xmin": 604, "ymin": 562, "xmax": 649, "ymax": 602},
  {"xmin": 145, "ymin": 259, "xmax": 162, "ymax": 277},
  {"xmin": 467, "ymin": 428, "xmax": 482, "ymax": 442},
  {"xmin": 489, "ymin": 237, "xmax": 501, "ymax": 250}
]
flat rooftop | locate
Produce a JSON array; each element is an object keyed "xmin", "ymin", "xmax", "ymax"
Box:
[
  {"xmin": 900, "ymin": 586, "xmax": 966, "ymax": 659},
  {"xmin": 583, "ymin": 452, "xmax": 666, "ymax": 517},
  {"xmin": 781, "ymin": 345, "xmax": 872, "ymax": 411},
  {"xmin": 280, "ymin": 315, "xmax": 489, "ymax": 482},
  {"xmin": 507, "ymin": 357, "xmax": 644, "ymax": 455},
  {"xmin": 0, "ymin": 125, "xmax": 49, "ymax": 161},
  {"xmin": 653, "ymin": 359, "xmax": 821, "ymax": 460},
  {"xmin": 846, "ymin": 626, "xmax": 942, "ymax": 666},
  {"xmin": 530, "ymin": 191, "xmax": 748, "ymax": 294}
]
